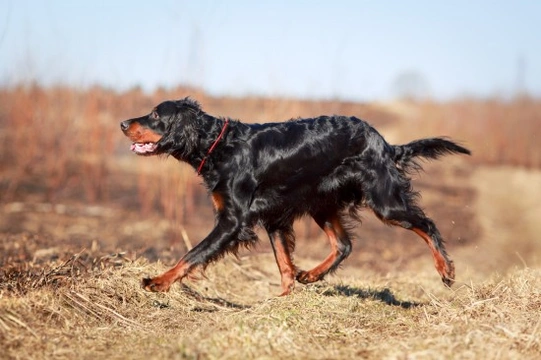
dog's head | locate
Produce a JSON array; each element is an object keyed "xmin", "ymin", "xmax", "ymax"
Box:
[{"xmin": 120, "ymin": 98, "xmax": 201, "ymax": 157}]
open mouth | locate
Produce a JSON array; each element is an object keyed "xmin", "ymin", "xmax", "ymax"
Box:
[{"xmin": 131, "ymin": 142, "xmax": 158, "ymax": 155}]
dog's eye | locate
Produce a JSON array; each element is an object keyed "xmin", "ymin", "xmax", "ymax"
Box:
[{"xmin": 151, "ymin": 111, "xmax": 159, "ymax": 119}]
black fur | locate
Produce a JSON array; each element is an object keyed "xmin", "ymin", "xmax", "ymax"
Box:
[{"xmin": 121, "ymin": 98, "xmax": 470, "ymax": 295}]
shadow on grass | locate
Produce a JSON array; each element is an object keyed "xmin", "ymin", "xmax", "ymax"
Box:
[
  {"xmin": 148, "ymin": 285, "xmax": 250, "ymax": 312},
  {"xmin": 150, "ymin": 284, "xmax": 422, "ymax": 311},
  {"xmin": 180, "ymin": 284, "xmax": 251, "ymax": 311},
  {"xmin": 319, "ymin": 284, "xmax": 424, "ymax": 309}
]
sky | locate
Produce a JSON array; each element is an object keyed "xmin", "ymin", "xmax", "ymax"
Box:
[{"xmin": 0, "ymin": 0, "xmax": 540, "ymax": 101}]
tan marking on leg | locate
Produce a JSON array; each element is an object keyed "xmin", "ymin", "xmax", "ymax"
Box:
[
  {"xmin": 412, "ymin": 227, "xmax": 455, "ymax": 286},
  {"xmin": 297, "ymin": 215, "xmax": 348, "ymax": 284},
  {"xmin": 211, "ymin": 192, "xmax": 225, "ymax": 212},
  {"xmin": 270, "ymin": 232, "xmax": 296, "ymax": 296},
  {"xmin": 141, "ymin": 260, "xmax": 194, "ymax": 292}
]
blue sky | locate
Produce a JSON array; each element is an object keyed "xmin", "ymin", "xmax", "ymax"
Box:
[{"xmin": 1, "ymin": 0, "xmax": 540, "ymax": 101}]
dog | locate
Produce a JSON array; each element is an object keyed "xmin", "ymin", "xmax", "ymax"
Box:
[{"xmin": 121, "ymin": 98, "xmax": 470, "ymax": 296}]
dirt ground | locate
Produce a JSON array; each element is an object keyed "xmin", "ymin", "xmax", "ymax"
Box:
[{"xmin": 464, "ymin": 166, "xmax": 541, "ymax": 273}]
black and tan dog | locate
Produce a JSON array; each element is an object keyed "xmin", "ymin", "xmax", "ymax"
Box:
[{"xmin": 121, "ymin": 98, "xmax": 470, "ymax": 295}]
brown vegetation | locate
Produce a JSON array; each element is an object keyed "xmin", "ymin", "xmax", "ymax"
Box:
[{"xmin": 391, "ymin": 97, "xmax": 541, "ymax": 168}]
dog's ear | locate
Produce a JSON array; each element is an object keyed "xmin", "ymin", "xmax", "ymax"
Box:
[
  {"xmin": 171, "ymin": 98, "xmax": 202, "ymax": 130},
  {"xmin": 175, "ymin": 97, "xmax": 201, "ymax": 114},
  {"xmin": 155, "ymin": 98, "xmax": 201, "ymax": 159}
]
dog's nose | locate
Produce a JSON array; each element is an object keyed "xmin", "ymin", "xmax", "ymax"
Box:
[{"xmin": 120, "ymin": 121, "xmax": 130, "ymax": 131}]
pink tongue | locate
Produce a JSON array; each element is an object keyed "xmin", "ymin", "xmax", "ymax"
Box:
[{"xmin": 131, "ymin": 143, "xmax": 157, "ymax": 153}]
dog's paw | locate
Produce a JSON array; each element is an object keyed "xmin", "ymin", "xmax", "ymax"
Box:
[
  {"xmin": 441, "ymin": 260, "xmax": 455, "ymax": 288},
  {"xmin": 141, "ymin": 276, "xmax": 172, "ymax": 292},
  {"xmin": 278, "ymin": 279, "xmax": 295, "ymax": 297},
  {"xmin": 296, "ymin": 270, "xmax": 322, "ymax": 284}
]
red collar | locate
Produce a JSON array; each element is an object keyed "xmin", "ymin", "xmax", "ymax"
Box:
[{"xmin": 197, "ymin": 119, "xmax": 230, "ymax": 175}]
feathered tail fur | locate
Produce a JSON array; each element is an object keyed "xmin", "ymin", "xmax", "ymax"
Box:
[{"xmin": 393, "ymin": 137, "xmax": 471, "ymax": 172}]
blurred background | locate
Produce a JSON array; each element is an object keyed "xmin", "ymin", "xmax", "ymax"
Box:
[{"xmin": 1, "ymin": 1, "xmax": 540, "ymax": 281}]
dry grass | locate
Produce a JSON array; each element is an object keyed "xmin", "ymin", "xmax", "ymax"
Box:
[
  {"xmin": 387, "ymin": 97, "xmax": 541, "ymax": 168},
  {"xmin": 1, "ymin": 254, "xmax": 539, "ymax": 359}
]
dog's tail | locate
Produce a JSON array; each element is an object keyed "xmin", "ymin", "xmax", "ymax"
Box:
[{"xmin": 393, "ymin": 137, "xmax": 470, "ymax": 172}]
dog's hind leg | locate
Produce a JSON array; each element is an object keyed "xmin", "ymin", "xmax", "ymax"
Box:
[
  {"xmin": 267, "ymin": 226, "xmax": 297, "ymax": 296},
  {"xmin": 376, "ymin": 209, "xmax": 455, "ymax": 287},
  {"xmin": 410, "ymin": 222, "xmax": 455, "ymax": 286},
  {"xmin": 366, "ymin": 168, "xmax": 455, "ymax": 286},
  {"xmin": 296, "ymin": 212, "xmax": 352, "ymax": 284}
]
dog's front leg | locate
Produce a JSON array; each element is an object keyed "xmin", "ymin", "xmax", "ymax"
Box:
[
  {"xmin": 142, "ymin": 218, "xmax": 241, "ymax": 292},
  {"xmin": 267, "ymin": 229, "xmax": 297, "ymax": 296}
]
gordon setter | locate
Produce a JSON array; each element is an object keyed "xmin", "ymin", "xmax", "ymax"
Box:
[{"xmin": 121, "ymin": 98, "xmax": 470, "ymax": 296}]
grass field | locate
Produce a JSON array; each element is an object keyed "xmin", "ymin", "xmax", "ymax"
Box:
[
  {"xmin": 1, "ymin": 87, "xmax": 540, "ymax": 359},
  {"xmin": 1, "ymin": 257, "xmax": 540, "ymax": 359}
]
